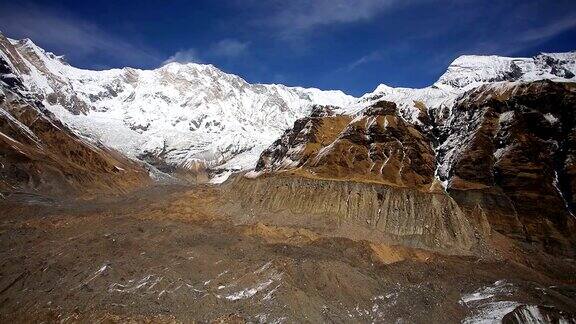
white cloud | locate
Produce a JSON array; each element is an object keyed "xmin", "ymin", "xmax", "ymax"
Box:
[
  {"xmin": 260, "ymin": 0, "xmax": 418, "ymax": 38},
  {"xmin": 0, "ymin": 3, "xmax": 159, "ymax": 67},
  {"xmin": 162, "ymin": 48, "xmax": 202, "ymax": 65},
  {"xmin": 211, "ymin": 39, "xmax": 249, "ymax": 57},
  {"xmin": 347, "ymin": 51, "xmax": 383, "ymax": 70},
  {"xmin": 163, "ymin": 39, "xmax": 249, "ymax": 65}
]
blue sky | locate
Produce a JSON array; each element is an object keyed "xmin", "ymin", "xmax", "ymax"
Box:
[{"xmin": 0, "ymin": 0, "xmax": 575, "ymax": 96}]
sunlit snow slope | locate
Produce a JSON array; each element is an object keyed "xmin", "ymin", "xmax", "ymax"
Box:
[
  {"xmin": 0, "ymin": 33, "xmax": 355, "ymax": 182},
  {"xmin": 358, "ymin": 52, "xmax": 576, "ymax": 126}
]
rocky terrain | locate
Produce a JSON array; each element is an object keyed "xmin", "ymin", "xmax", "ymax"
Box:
[
  {"xmin": 0, "ymin": 46, "xmax": 149, "ymax": 196},
  {"xmin": 1, "ymin": 33, "xmax": 576, "ymax": 323},
  {"xmin": 438, "ymin": 81, "xmax": 576, "ymax": 256},
  {"xmin": 250, "ymin": 82, "xmax": 576, "ymax": 255},
  {"xmin": 1, "ymin": 184, "xmax": 575, "ymax": 323}
]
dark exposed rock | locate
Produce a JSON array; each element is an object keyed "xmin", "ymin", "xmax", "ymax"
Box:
[
  {"xmin": 438, "ymin": 80, "xmax": 576, "ymax": 255},
  {"xmin": 309, "ymin": 104, "xmax": 336, "ymax": 117},
  {"xmin": 363, "ymin": 100, "xmax": 398, "ymax": 116}
]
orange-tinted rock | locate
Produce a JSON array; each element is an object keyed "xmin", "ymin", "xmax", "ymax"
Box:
[{"xmin": 256, "ymin": 101, "xmax": 437, "ymax": 190}]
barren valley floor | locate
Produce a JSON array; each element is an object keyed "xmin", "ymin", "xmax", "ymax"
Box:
[{"xmin": 1, "ymin": 184, "xmax": 575, "ymax": 323}]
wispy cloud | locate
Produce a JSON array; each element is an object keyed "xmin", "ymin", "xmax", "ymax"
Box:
[
  {"xmin": 251, "ymin": 0, "xmax": 434, "ymax": 41},
  {"xmin": 265, "ymin": 0, "xmax": 403, "ymax": 34},
  {"xmin": 0, "ymin": 3, "xmax": 160, "ymax": 67},
  {"xmin": 162, "ymin": 49, "xmax": 203, "ymax": 65},
  {"xmin": 163, "ymin": 39, "xmax": 250, "ymax": 65},
  {"xmin": 347, "ymin": 51, "xmax": 383, "ymax": 70},
  {"xmin": 211, "ymin": 39, "xmax": 250, "ymax": 58},
  {"xmin": 519, "ymin": 14, "xmax": 576, "ymax": 42}
]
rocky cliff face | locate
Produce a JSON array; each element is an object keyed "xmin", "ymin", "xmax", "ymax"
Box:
[
  {"xmin": 222, "ymin": 174, "xmax": 478, "ymax": 254},
  {"xmin": 437, "ymin": 80, "xmax": 576, "ymax": 254},
  {"xmin": 246, "ymin": 80, "xmax": 576, "ymax": 255},
  {"xmin": 255, "ymin": 102, "xmax": 438, "ymax": 190}
]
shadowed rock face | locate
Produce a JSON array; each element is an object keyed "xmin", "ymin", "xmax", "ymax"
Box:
[
  {"xmin": 0, "ymin": 55, "xmax": 149, "ymax": 196},
  {"xmin": 438, "ymin": 81, "xmax": 576, "ymax": 254}
]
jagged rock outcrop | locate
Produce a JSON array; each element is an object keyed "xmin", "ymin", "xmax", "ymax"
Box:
[
  {"xmin": 255, "ymin": 105, "xmax": 353, "ymax": 173},
  {"xmin": 436, "ymin": 81, "xmax": 576, "ymax": 254},
  {"xmin": 256, "ymin": 101, "xmax": 438, "ymax": 190}
]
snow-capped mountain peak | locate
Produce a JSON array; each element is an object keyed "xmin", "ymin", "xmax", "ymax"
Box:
[
  {"xmin": 435, "ymin": 52, "xmax": 576, "ymax": 90},
  {"xmin": 360, "ymin": 51, "xmax": 575, "ymax": 125},
  {"xmin": 0, "ymin": 33, "xmax": 356, "ymax": 182}
]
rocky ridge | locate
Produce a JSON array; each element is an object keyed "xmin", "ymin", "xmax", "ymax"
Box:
[
  {"xmin": 248, "ymin": 79, "xmax": 576, "ymax": 256},
  {"xmin": 0, "ymin": 46, "xmax": 149, "ymax": 195}
]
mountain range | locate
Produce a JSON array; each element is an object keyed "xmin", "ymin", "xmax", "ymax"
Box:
[
  {"xmin": 2, "ymin": 32, "xmax": 574, "ymax": 186},
  {"xmin": 2, "ymin": 32, "xmax": 576, "ymax": 322}
]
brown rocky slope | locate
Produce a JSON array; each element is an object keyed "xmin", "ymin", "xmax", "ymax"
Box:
[
  {"xmin": 436, "ymin": 80, "xmax": 576, "ymax": 255},
  {"xmin": 222, "ymin": 103, "xmax": 480, "ymax": 255},
  {"xmin": 0, "ymin": 53, "xmax": 150, "ymax": 196},
  {"xmin": 228, "ymin": 81, "xmax": 576, "ymax": 257}
]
